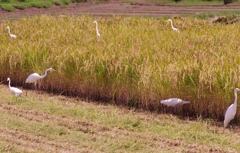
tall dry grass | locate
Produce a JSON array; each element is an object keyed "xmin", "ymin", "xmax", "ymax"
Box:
[{"xmin": 1, "ymin": 15, "xmax": 240, "ymax": 121}]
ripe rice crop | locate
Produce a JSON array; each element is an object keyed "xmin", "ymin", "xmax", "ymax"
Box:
[{"xmin": 1, "ymin": 15, "xmax": 240, "ymax": 121}]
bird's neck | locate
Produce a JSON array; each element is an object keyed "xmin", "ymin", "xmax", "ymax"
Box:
[
  {"xmin": 8, "ymin": 28, "xmax": 11, "ymax": 34},
  {"xmin": 170, "ymin": 21, "xmax": 174, "ymax": 29},
  {"xmin": 8, "ymin": 80, "xmax": 11, "ymax": 89},
  {"xmin": 96, "ymin": 24, "xmax": 98, "ymax": 31},
  {"xmin": 40, "ymin": 69, "xmax": 49, "ymax": 79},
  {"xmin": 234, "ymin": 91, "xmax": 238, "ymax": 106}
]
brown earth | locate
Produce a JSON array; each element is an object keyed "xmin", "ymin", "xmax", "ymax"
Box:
[{"xmin": 0, "ymin": 0, "xmax": 240, "ymax": 21}]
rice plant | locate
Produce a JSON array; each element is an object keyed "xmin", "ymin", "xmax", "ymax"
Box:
[{"xmin": 1, "ymin": 15, "xmax": 240, "ymax": 121}]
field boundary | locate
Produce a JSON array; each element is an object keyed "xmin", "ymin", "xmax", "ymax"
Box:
[{"xmin": 0, "ymin": 1, "xmax": 240, "ymax": 21}]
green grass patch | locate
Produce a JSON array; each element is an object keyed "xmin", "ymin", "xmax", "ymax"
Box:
[
  {"xmin": 0, "ymin": 0, "xmax": 86, "ymax": 11},
  {"xmin": 0, "ymin": 4, "xmax": 15, "ymax": 11},
  {"xmin": 184, "ymin": 10, "xmax": 240, "ymax": 20}
]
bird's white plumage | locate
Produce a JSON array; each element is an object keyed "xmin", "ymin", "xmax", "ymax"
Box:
[
  {"xmin": 93, "ymin": 21, "xmax": 100, "ymax": 37},
  {"xmin": 224, "ymin": 88, "xmax": 240, "ymax": 128},
  {"xmin": 167, "ymin": 19, "xmax": 180, "ymax": 33},
  {"xmin": 7, "ymin": 78, "xmax": 22, "ymax": 96},
  {"xmin": 25, "ymin": 73, "xmax": 43, "ymax": 83},
  {"xmin": 161, "ymin": 98, "xmax": 190, "ymax": 107},
  {"xmin": 25, "ymin": 68, "xmax": 54, "ymax": 84},
  {"xmin": 7, "ymin": 26, "xmax": 17, "ymax": 39}
]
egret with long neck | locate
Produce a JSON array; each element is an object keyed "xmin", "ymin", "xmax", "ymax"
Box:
[
  {"xmin": 93, "ymin": 21, "xmax": 100, "ymax": 38},
  {"xmin": 25, "ymin": 68, "xmax": 54, "ymax": 94},
  {"xmin": 224, "ymin": 88, "xmax": 240, "ymax": 128},
  {"xmin": 7, "ymin": 77, "xmax": 22, "ymax": 97},
  {"xmin": 167, "ymin": 19, "xmax": 180, "ymax": 33},
  {"xmin": 7, "ymin": 26, "xmax": 17, "ymax": 39}
]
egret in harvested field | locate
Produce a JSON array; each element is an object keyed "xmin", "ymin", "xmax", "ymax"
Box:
[
  {"xmin": 93, "ymin": 21, "xmax": 100, "ymax": 38},
  {"xmin": 25, "ymin": 68, "xmax": 54, "ymax": 93},
  {"xmin": 7, "ymin": 26, "xmax": 17, "ymax": 39},
  {"xmin": 224, "ymin": 88, "xmax": 240, "ymax": 128},
  {"xmin": 7, "ymin": 78, "xmax": 22, "ymax": 97},
  {"xmin": 161, "ymin": 98, "xmax": 190, "ymax": 107},
  {"xmin": 167, "ymin": 19, "xmax": 180, "ymax": 33}
]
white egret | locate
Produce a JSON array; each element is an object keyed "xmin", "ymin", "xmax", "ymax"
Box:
[
  {"xmin": 7, "ymin": 26, "xmax": 17, "ymax": 39},
  {"xmin": 224, "ymin": 88, "xmax": 240, "ymax": 128},
  {"xmin": 161, "ymin": 98, "xmax": 190, "ymax": 107},
  {"xmin": 167, "ymin": 19, "xmax": 180, "ymax": 33},
  {"xmin": 25, "ymin": 68, "xmax": 54, "ymax": 92},
  {"xmin": 7, "ymin": 78, "xmax": 22, "ymax": 97},
  {"xmin": 93, "ymin": 21, "xmax": 100, "ymax": 38}
]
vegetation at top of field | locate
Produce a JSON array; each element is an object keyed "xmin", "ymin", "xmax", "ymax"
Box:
[
  {"xmin": 0, "ymin": 0, "xmax": 88, "ymax": 12},
  {"xmin": 1, "ymin": 0, "xmax": 240, "ymax": 12},
  {"xmin": 1, "ymin": 15, "xmax": 240, "ymax": 123},
  {"xmin": 184, "ymin": 11, "xmax": 240, "ymax": 20}
]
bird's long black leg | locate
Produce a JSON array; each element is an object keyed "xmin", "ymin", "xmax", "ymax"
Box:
[{"xmin": 34, "ymin": 82, "xmax": 37, "ymax": 92}]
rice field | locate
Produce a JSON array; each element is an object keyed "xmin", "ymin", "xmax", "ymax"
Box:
[{"xmin": 1, "ymin": 15, "xmax": 240, "ymax": 122}]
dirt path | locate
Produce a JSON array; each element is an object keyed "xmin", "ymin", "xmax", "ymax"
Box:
[{"xmin": 0, "ymin": 1, "xmax": 240, "ymax": 21}]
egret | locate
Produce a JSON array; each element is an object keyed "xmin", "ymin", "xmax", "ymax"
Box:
[
  {"xmin": 7, "ymin": 26, "xmax": 17, "ymax": 39},
  {"xmin": 224, "ymin": 88, "xmax": 240, "ymax": 128},
  {"xmin": 93, "ymin": 21, "xmax": 100, "ymax": 38},
  {"xmin": 161, "ymin": 98, "xmax": 190, "ymax": 107},
  {"xmin": 7, "ymin": 78, "xmax": 22, "ymax": 97},
  {"xmin": 25, "ymin": 68, "xmax": 54, "ymax": 93},
  {"xmin": 167, "ymin": 19, "xmax": 180, "ymax": 33}
]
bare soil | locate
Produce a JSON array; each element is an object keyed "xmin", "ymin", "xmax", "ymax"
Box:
[{"xmin": 0, "ymin": 0, "xmax": 240, "ymax": 21}]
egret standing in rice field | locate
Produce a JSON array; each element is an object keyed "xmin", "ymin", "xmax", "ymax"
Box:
[
  {"xmin": 224, "ymin": 88, "xmax": 240, "ymax": 128},
  {"xmin": 25, "ymin": 68, "xmax": 54, "ymax": 95},
  {"xmin": 7, "ymin": 26, "xmax": 17, "ymax": 39},
  {"xmin": 7, "ymin": 77, "xmax": 22, "ymax": 97},
  {"xmin": 93, "ymin": 21, "xmax": 100, "ymax": 38},
  {"xmin": 167, "ymin": 19, "xmax": 180, "ymax": 33}
]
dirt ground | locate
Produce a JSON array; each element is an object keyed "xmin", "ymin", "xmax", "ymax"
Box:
[{"xmin": 0, "ymin": 0, "xmax": 240, "ymax": 21}]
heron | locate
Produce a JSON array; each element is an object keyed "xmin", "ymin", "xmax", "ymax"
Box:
[
  {"xmin": 7, "ymin": 77, "xmax": 22, "ymax": 97},
  {"xmin": 167, "ymin": 19, "xmax": 180, "ymax": 33},
  {"xmin": 161, "ymin": 98, "xmax": 190, "ymax": 107},
  {"xmin": 93, "ymin": 21, "xmax": 100, "ymax": 38},
  {"xmin": 7, "ymin": 26, "xmax": 17, "ymax": 39},
  {"xmin": 25, "ymin": 68, "xmax": 54, "ymax": 94},
  {"xmin": 224, "ymin": 88, "xmax": 240, "ymax": 128}
]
